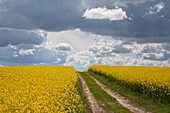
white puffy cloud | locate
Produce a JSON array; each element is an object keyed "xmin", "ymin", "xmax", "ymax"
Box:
[
  {"xmin": 65, "ymin": 50, "xmax": 123, "ymax": 70},
  {"xmin": 129, "ymin": 43, "xmax": 170, "ymax": 61},
  {"xmin": 130, "ymin": 43, "xmax": 164, "ymax": 54},
  {"xmin": 141, "ymin": 44, "xmax": 163, "ymax": 53},
  {"xmin": 55, "ymin": 43, "xmax": 73, "ymax": 51},
  {"xmin": 65, "ymin": 48, "xmax": 169, "ymax": 71},
  {"xmin": 18, "ymin": 49, "xmax": 36, "ymax": 56},
  {"xmin": 141, "ymin": 52, "xmax": 169, "ymax": 60},
  {"xmin": 0, "ymin": 29, "xmax": 96, "ymax": 65},
  {"xmin": 12, "ymin": 52, "xmax": 18, "ymax": 57},
  {"xmin": 160, "ymin": 15, "xmax": 164, "ymax": 18},
  {"xmin": 142, "ymin": 53, "xmax": 163, "ymax": 60},
  {"xmin": 0, "ymin": 29, "xmax": 169, "ymax": 70},
  {"xmin": 0, "ymin": 30, "xmax": 69, "ymax": 64},
  {"xmin": 89, "ymin": 38, "xmax": 132, "ymax": 54},
  {"xmin": 83, "ymin": 6, "xmax": 130, "ymax": 21},
  {"xmin": 123, "ymin": 57, "xmax": 169, "ymax": 67},
  {"xmin": 47, "ymin": 29, "xmax": 96, "ymax": 52},
  {"xmin": 65, "ymin": 37, "xmax": 170, "ymax": 70},
  {"xmin": 149, "ymin": 2, "xmax": 164, "ymax": 14},
  {"xmin": 65, "ymin": 51, "xmax": 93, "ymax": 69}
]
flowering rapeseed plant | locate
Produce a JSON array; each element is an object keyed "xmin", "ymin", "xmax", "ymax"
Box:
[
  {"xmin": 0, "ymin": 66, "xmax": 83, "ymax": 112},
  {"xmin": 88, "ymin": 65, "xmax": 170, "ymax": 102}
]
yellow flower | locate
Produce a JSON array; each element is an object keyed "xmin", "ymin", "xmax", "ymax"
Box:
[
  {"xmin": 0, "ymin": 66, "xmax": 83, "ymax": 112},
  {"xmin": 88, "ymin": 65, "xmax": 170, "ymax": 99}
]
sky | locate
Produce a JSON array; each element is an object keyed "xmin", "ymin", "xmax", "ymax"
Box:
[{"xmin": 0, "ymin": 0, "xmax": 169, "ymax": 71}]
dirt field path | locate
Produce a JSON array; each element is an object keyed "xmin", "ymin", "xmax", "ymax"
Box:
[
  {"xmin": 87, "ymin": 73, "xmax": 151, "ymax": 113},
  {"xmin": 78, "ymin": 73, "xmax": 105, "ymax": 113}
]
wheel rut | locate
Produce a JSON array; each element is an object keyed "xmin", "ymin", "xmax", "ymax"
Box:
[
  {"xmin": 87, "ymin": 73, "xmax": 151, "ymax": 113},
  {"xmin": 78, "ymin": 73, "xmax": 105, "ymax": 113}
]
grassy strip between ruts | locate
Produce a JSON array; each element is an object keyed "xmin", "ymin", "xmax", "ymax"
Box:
[
  {"xmin": 79, "ymin": 72, "xmax": 132, "ymax": 113},
  {"xmin": 88, "ymin": 71, "xmax": 170, "ymax": 113},
  {"xmin": 77, "ymin": 77, "xmax": 89, "ymax": 113}
]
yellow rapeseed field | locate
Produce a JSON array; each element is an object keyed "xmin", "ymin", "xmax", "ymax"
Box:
[
  {"xmin": 83, "ymin": 69, "xmax": 88, "ymax": 73},
  {"xmin": 0, "ymin": 66, "xmax": 83, "ymax": 112},
  {"xmin": 88, "ymin": 65, "xmax": 170, "ymax": 102}
]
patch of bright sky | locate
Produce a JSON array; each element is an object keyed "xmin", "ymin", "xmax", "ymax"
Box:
[
  {"xmin": 47, "ymin": 29, "xmax": 96, "ymax": 52},
  {"xmin": 47, "ymin": 29, "xmax": 137, "ymax": 59}
]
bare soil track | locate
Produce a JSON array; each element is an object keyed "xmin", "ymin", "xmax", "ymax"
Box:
[
  {"xmin": 87, "ymin": 73, "xmax": 151, "ymax": 113},
  {"xmin": 78, "ymin": 73, "xmax": 105, "ymax": 113}
]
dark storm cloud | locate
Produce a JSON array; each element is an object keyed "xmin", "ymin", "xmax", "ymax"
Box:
[
  {"xmin": 82, "ymin": 0, "xmax": 149, "ymax": 8},
  {"xmin": 80, "ymin": 0, "xmax": 170, "ymax": 43},
  {"xmin": 0, "ymin": 29, "xmax": 44, "ymax": 47},
  {"xmin": 0, "ymin": 0, "xmax": 170, "ymax": 43},
  {"xmin": 0, "ymin": 0, "xmax": 84, "ymax": 30},
  {"xmin": 119, "ymin": 36, "xmax": 170, "ymax": 44}
]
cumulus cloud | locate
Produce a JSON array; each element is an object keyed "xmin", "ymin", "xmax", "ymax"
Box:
[
  {"xmin": 65, "ymin": 49, "xmax": 169, "ymax": 71},
  {"xmin": 10, "ymin": 44, "xmax": 36, "ymax": 50},
  {"xmin": 0, "ymin": 31, "xmax": 69, "ymax": 64},
  {"xmin": 12, "ymin": 52, "xmax": 18, "ymax": 57},
  {"xmin": 89, "ymin": 38, "xmax": 132, "ymax": 54},
  {"xmin": 141, "ymin": 52, "xmax": 170, "ymax": 61},
  {"xmin": 47, "ymin": 29, "xmax": 96, "ymax": 52},
  {"xmin": 83, "ymin": 6, "xmax": 130, "ymax": 21},
  {"xmin": 65, "ymin": 51, "xmax": 93, "ymax": 69},
  {"xmin": 65, "ymin": 49, "xmax": 123, "ymax": 70},
  {"xmin": 149, "ymin": 2, "xmax": 165, "ymax": 14},
  {"xmin": 122, "ymin": 56, "xmax": 169, "ymax": 67},
  {"xmin": 18, "ymin": 49, "xmax": 36, "ymax": 56},
  {"xmin": 131, "ymin": 43, "xmax": 164, "ymax": 54},
  {"xmin": 0, "ymin": 28, "xmax": 169, "ymax": 70},
  {"xmin": 65, "ymin": 37, "xmax": 131, "ymax": 70},
  {"xmin": 81, "ymin": 1, "xmax": 170, "ymax": 41},
  {"xmin": 0, "ymin": 44, "xmax": 67, "ymax": 64},
  {"xmin": 126, "ymin": 42, "xmax": 170, "ymax": 61},
  {"xmin": 142, "ymin": 53, "xmax": 163, "ymax": 60},
  {"xmin": 55, "ymin": 43, "xmax": 73, "ymax": 51},
  {"xmin": 141, "ymin": 44, "xmax": 163, "ymax": 53},
  {"xmin": 65, "ymin": 37, "xmax": 170, "ymax": 70}
]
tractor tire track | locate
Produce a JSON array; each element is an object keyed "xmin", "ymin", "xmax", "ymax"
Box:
[
  {"xmin": 78, "ymin": 73, "xmax": 105, "ymax": 113},
  {"xmin": 87, "ymin": 73, "xmax": 151, "ymax": 113}
]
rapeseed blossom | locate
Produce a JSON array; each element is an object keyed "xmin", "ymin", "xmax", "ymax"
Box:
[
  {"xmin": 0, "ymin": 66, "xmax": 83, "ymax": 112},
  {"xmin": 88, "ymin": 65, "xmax": 170, "ymax": 102}
]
